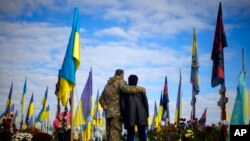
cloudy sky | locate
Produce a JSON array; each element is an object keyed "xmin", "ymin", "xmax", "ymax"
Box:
[{"xmin": 0, "ymin": 0, "xmax": 250, "ymax": 125}]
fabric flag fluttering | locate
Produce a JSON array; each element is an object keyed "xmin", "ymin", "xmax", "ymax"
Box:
[
  {"xmin": 175, "ymin": 69, "xmax": 183, "ymax": 124},
  {"xmin": 0, "ymin": 83, "xmax": 14, "ymax": 119},
  {"xmin": 13, "ymin": 110, "xmax": 18, "ymax": 124},
  {"xmin": 190, "ymin": 28, "xmax": 200, "ymax": 120},
  {"xmin": 93, "ymin": 90, "xmax": 101, "ymax": 119},
  {"xmin": 5, "ymin": 83, "xmax": 13, "ymax": 116},
  {"xmin": 25, "ymin": 93, "xmax": 34, "ymax": 126},
  {"xmin": 191, "ymin": 28, "xmax": 200, "ymax": 95},
  {"xmin": 20, "ymin": 78, "xmax": 27, "ymax": 128},
  {"xmin": 230, "ymin": 70, "xmax": 249, "ymax": 125},
  {"xmin": 43, "ymin": 105, "xmax": 50, "ymax": 120},
  {"xmin": 211, "ymin": 2, "xmax": 228, "ymax": 88},
  {"xmin": 73, "ymin": 68, "xmax": 93, "ymax": 127},
  {"xmin": 151, "ymin": 101, "xmax": 158, "ymax": 129},
  {"xmin": 40, "ymin": 87, "xmax": 49, "ymax": 121},
  {"xmin": 198, "ymin": 108, "xmax": 207, "ymax": 127},
  {"xmin": 158, "ymin": 92, "xmax": 163, "ymax": 124},
  {"xmin": 161, "ymin": 76, "xmax": 170, "ymax": 124},
  {"xmin": 81, "ymin": 68, "xmax": 93, "ymax": 120},
  {"xmin": 57, "ymin": 8, "xmax": 80, "ymax": 106},
  {"xmin": 21, "ymin": 78, "xmax": 27, "ymax": 111}
]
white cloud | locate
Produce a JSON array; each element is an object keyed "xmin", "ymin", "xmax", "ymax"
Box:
[{"xmin": 94, "ymin": 27, "xmax": 139, "ymax": 41}]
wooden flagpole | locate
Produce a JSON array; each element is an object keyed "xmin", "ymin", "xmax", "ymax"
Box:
[
  {"xmin": 218, "ymin": 83, "xmax": 227, "ymax": 141},
  {"xmin": 70, "ymin": 91, "xmax": 74, "ymax": 141}
]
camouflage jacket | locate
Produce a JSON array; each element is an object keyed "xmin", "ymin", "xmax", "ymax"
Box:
[{"xmin": 99, "ymin": 75, "xmax": 145, "ymax": 118}]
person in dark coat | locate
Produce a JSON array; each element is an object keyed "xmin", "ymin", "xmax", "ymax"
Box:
[{"xmin": 121, "ymin": 74, "xmax": 149, "ymax": 141}]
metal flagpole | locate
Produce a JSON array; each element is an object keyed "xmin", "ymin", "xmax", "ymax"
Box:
[{"xmin": 242, "ymin": 48, "xmax": 245, "ymax": 71}]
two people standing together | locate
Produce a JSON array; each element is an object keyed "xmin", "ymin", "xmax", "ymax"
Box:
[{"xmin": 99, "ymin": 69, "xmax": 149, "ymax": 141}]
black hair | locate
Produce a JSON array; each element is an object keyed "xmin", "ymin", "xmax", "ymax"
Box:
[
  {"xmin": 115, "ymin": 69, "xmax": 124, "ymax": 76},
  {"xmin": 128, "ymin": 75, "xmax": 138, "ymax": 86}
]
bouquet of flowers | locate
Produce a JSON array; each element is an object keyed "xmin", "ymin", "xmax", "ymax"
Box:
[
  {"xmin": 53, "ymin": 111, "xmax": 70, "ymax": 130},
  {"xmin": 12, "ymin": 133, "xmax": 33, "ymax": 141},
  {"xmin": 53, "ymin": 111, "xmax": 71, "ymax": 141}
]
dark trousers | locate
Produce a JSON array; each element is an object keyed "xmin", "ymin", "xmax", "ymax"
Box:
[{"xmin": 127, "ymin": 126, "xmax": 146, "ymax": 141}]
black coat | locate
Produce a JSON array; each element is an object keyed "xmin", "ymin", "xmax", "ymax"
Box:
[{"xmin": 120, "ymin": 90, "xmax": 149, "ymax": 129}]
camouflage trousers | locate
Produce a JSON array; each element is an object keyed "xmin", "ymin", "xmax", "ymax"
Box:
[{"xmin": 105, "ymin": 117, "xmax": 122, "ymax": 141}]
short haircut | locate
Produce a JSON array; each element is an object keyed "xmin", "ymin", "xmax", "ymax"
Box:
[
  {"xmin": 128, "ymin": 75, "xmax": 138, "ymax": 86},
  {"xmin": 115, "ymin": 69, "xmax": 124, "ymax": 76}
]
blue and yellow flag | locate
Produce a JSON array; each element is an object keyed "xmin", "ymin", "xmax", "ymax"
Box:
[
  {"xmin": 25, "ymin": 93, "xmax": 34, "ymax": 125},
  {"xmin": 73, "ymin": 100, "xmax": 85, "ymax": 127},
  {"xmin": 191, "ymin": 29, "xmax": 200, "ymax": 95},
  {"xmin": 40, "ymin": 87, "xmax": 48, "ymax": 121},
  {"xmin": 6, "ymin": 82, "xmax": 13, "ymax": 112},
  {"xmin": 39, "ymin": 87, "xmax": 49, "ymax": 121},
  {"xmin": 73, "ymin": 68, "xmax": 92, "ymax": 127},
  {"xmin": 175, "ymin": 70, "xmax": 182, "ymax": 124},
  {"xmin": 151, "ymin": 101, "xmax": 158, "ymax": 129},
  {"xmin": 21, "ymin": 77, "xmax": 27, "ymax": 108},
  {"xmin": 41, "ymin": 87, "xmax": 48, "ymax": 111},
  {"xmin": 1, "ymin": 104, "xmax": 14, "ymax": 119},
  {"xmin": 58, "ymin": 8, "xmax": 81, "ymax": 106},
  {"xmin": 35, "ymin": 109, "xmax": 42, "ymax": 123},
  {"xmin": 43, "ymin": 105, "xmax": 50, "ymax": 120},
  {"xmin": 3, "ymin": 82, "xmax": 14, "ymax": 117},
  {"xmin": 13, "ymin": 110, "xmax": 18, "ymax": 124},
  {"xmin": 231, "ymin": 70, "xmax": 249, "ymax": 125},
  {"xmin": 93, "ymin": 90, "xmax": 101, "ymax": 119},
  {"xmin": 36, "ymin": 105, "xmax": 50, "ymax": 122},
  {"xmin": 158, "ymin": 92, "xmax": 163, "ymax": 123},
  {"xmin": 27, "ymin": 115, "xmax": 34, "ymax": 128}
]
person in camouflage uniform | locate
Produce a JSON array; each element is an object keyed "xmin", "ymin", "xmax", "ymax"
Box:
[{"xmin": 99, "ymin": 69, "xmax": 145, "ymax": 141}]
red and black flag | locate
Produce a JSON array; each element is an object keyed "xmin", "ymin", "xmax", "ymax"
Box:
[
  {"xmin": 161, "ymin": 76, "xmax": 170, "ymax": 123},
  {"xmin": 198, "ymin": 108, "xmax": 207, "ymax": 127},
  {"xmin": 211, "ymin": 2, "xmax": 228, "ymax": 87}
]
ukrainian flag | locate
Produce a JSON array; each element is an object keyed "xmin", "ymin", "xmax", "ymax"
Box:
[
  {"xmin": 6, "ymin": 83, "xmax": 13, "ymax": 114},
  {"xmin": 40, "ymin": 87, "xmax": 49, "ymax": 121},
  {"xmin": 25, "ymin": 93, "xmax": 34, "ymax": 125},
  {"xmin": 191, "ymin": 28, "xmax": 200, "ymax": 95},
  {"xmin": 21, "ymin": 77, "xmax": 27, "ymax": 111},
  {"xmin": 158, "ymin": 92, "xmax": 163, "ymax": 123},
  {"xmin": 58, "ymin": 8, "xmax": 81, "ymax": 106},
  {"xmin": 175, "ymin": 70, "xmax": 182, "ymax": 124},
  {"xmin": 13, "ymin": 110, "xmax": 18, "ymax": 124},
  {"xmin": 43, "ymin": 105, "xmax": 50, "ymax": 120}
]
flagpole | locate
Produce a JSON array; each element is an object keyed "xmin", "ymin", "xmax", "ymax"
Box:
[
  {"xmin": 218, "ymin": 83, "xmax": 228, "ymax": 140},
  {"xmin": 55, "ymin": 70, "xmax": 61, "ymax": 116},
  {"xmin": 242, "ymin": 48, "xmax": 245, "ymax": 71},
  {"xmin": 20, "ymin": 105, "xmax": 23, "ymax": 130},
  {"xmin": 70, "ymin": 91, "xmax": 74, "ymax": 141}
]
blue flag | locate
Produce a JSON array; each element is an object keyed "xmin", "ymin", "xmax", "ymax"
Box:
[
  {"xmin": 231, "ymin": 70, "xmax": 249, "ymax": 125},
  {"xmin": 81, "ymin": 68, "xmax": 93, "ymax": 120}
]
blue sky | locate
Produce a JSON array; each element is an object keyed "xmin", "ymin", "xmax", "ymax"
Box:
[{"xmin": 0, "ymin": 0, "xmax": 250, "ymax": 125}]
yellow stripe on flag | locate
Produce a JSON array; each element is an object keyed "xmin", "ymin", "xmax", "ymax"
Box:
[
  {"xmin": 73, "ymin": 32, "xmax": 80, "ymax": 69},
  {"xmin": 58, "ymin": 77, "xmax": 74, "ymax": 105},
  {"xmin": 73, "ymin": 101, "xmax": 85, "ymax": 127}
]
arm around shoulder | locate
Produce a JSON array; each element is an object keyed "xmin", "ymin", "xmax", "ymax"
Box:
[{"xmin": 121, "ymin": 85, "xmax": 146, "ymax": 94}]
